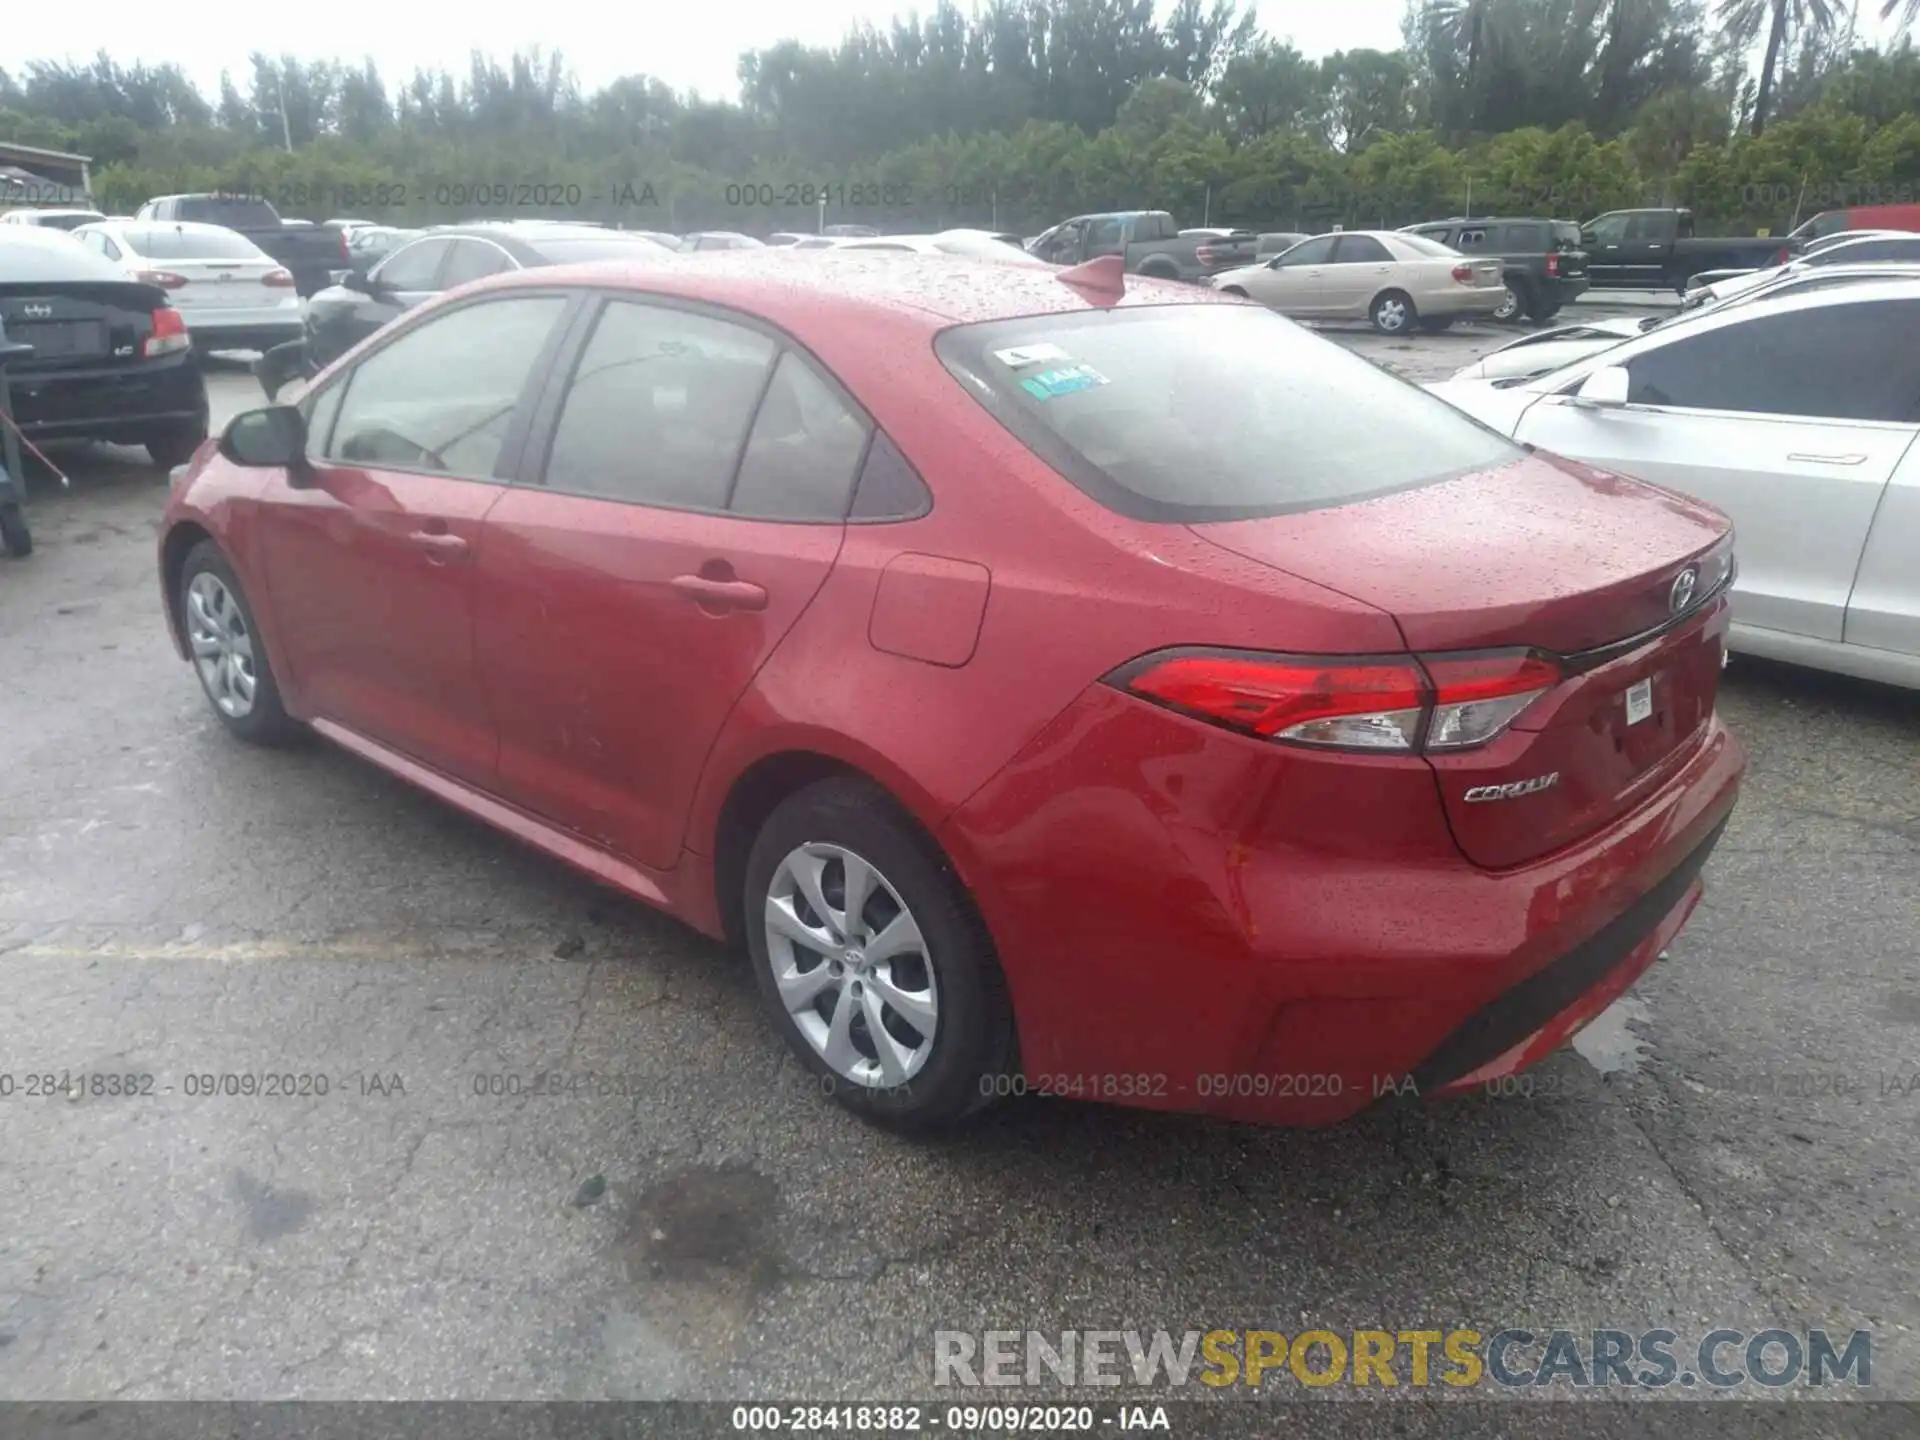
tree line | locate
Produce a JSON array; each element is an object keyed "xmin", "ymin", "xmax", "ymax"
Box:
[{"xmin": 2, "ymin": 0, "xmax": 1919, "ymax": 236}]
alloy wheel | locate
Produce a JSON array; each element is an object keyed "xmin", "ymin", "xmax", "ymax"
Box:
[
  {"xmin": 1374, "ymin": 297, "xmax": 1409, "ymax": 332},
  {"xmin": 763, "ymin": 842, "xmax": 938, "ymax": 1089},
  {"xmin": 1493, "ymin": 285, "xmax": 1520, "ymax": 321},
  {"xmin": 185, "ymin": 571, "xmax": 257, "ymax": 718}
]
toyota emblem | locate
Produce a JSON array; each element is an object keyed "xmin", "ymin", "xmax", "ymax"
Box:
[{"xmin": 1669, "ymin": 565, "xmax": 1699, "ymax": 615}]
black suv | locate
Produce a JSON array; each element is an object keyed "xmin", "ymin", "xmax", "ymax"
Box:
[{"xmin": 1401, "ymin": 217, "xmax": 1589, "ymax": 322}]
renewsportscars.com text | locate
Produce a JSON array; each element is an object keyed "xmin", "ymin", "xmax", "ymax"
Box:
[{"xmin": 933, "ymin": 1328, "xmax": 1871, "ymax": 1390}]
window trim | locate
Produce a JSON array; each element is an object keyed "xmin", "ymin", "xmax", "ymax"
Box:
[
  {"xmin": 310, "ymin": 287, "xmax": 585, "ymax": 485},
  {"xmin": 514, "ymin": 287, "xmax": 908, "ymax": 525}
]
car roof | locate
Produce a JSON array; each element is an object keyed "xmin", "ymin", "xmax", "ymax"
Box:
[{"xmin": 467, "ymin": 247, "xmax": 1230, "ymax": 331}]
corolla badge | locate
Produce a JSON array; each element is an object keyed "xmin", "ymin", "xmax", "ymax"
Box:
[
  {"xmin": 1464, "ymin": 773, "xmax": 1560, "ymax": 803},
  {"xmin": 1669, "ymin": 564, "xmax": 1699, "ymax": 615}
]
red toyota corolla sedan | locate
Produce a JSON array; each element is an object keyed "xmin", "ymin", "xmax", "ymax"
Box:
[{"xmin": 158, "ymin": 250, "xmax": 1744, "ymax": 1131}]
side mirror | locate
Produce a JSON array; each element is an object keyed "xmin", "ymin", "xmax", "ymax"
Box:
[
  {"xmin": 1570, "ymin": 365, "xmax": 1631, "ymax": 409},
  {"xmin": 219, "ymin": 405, "xmax": 307, "ymax": 469}
]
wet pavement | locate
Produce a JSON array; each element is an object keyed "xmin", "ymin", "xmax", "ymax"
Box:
[{"xmin": 0, "ymin": 335, "xmax": 1915, "ymax": 1414}]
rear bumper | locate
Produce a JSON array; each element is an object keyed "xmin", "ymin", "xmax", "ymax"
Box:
[
  {"xmin": 185, "ymin": 314, "xmax": 305, "ymax": 354},
  {"xmin": 4, "ymin": 355, "xmax": 208, "ymax": 441},
  {"xmin": 1422, "ymin": 287, "xmax": 1510, "ymax": 318},
  {"xmin": 941, "ymin": 690, "xmax": 1744, "ymax": 1125},
  {"xmin": 1539, "ymin": 274, "xmax": 1590, "ymax": 306}
]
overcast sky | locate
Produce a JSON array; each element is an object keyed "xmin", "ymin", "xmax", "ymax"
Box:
[{"xmin": 11, "ymin": 1, "xmax": 1413, "ymax": 103}]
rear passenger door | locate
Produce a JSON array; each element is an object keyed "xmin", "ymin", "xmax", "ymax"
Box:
[{"xmin": 474, "ymin": 296, "xmax": 871, "ymax": 869}]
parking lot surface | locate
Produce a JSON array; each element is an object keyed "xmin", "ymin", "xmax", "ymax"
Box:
[{"xmin": 1, "ymin": 322, "xmax": 1916, "ymax": 1413}]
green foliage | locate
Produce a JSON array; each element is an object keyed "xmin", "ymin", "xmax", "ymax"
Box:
[{"xmin": 3, "ymin": 15, "xmax": 1918, "ymax": 234}]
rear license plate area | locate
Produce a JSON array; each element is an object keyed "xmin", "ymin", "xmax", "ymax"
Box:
[{"xmin": 15, "ymin": 320, "xmax": 108, "ymax": 360}]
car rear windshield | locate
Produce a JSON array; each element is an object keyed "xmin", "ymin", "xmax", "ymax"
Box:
[
  {"xmin": 936, "ymin": 304, "xmax": 1524, "ymax": 522},
  {"xmin": 1552, "ymin": 221, "xmax": 1584, "ymax": 249},
  {"xmin": 125, "ymin": 226, "xmax": 266, "ymax": 260},
  {"xmin": 1395, "ymin": 233, "xmax": 1459, "ymax": 257}
]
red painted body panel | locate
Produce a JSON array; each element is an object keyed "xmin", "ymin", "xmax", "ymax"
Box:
[
  {"xmin": 255, "ymin": 464, "xmax": 506, "ymax": 784},
  {"xmin": 160, "ymin": 253, "xmax": 1748, "ymax": 1128},
  {"xmin": 473, "ymin": 487, "xmax": 842, "ymax": 870}
]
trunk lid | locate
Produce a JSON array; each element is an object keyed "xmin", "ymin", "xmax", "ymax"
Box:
[
  {"xmin": 155, "ymin": 258, "xmax": 287, "ymax": 310},
  {"xmin": 0, "ymin": 281, "xmax": 169, "ymax": 371},
  {"xmin": 1191, "ymin": 451, "xmax": 1733, "ymax": 868}
]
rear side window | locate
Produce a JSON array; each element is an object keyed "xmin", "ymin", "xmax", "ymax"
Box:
[
  {"xmin": 541, "ymin": 299, "xmax": 776, "ymax": 509},
  {"xmin": 730, "ymin": 351, "xmax": 872, "ymax": 519},
  {"xmin": 1334, "ymin": 234, "xmax": 1391, "ymax": 262},
  {"xmin": 936, "ymin": 304, "xmax": 1523, "ymax": 522}
]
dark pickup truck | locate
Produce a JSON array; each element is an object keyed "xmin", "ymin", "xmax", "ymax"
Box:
[
  {"xmin": 1027, "ymin": 210, "xmax": 1258, "ymax": 281},
  {"xmin": 132, "ymin": 194, "xmax": 349, "ymax": 297},
  {"xmin": 1580, "ymin": 208, "xmax": 1797, "ymax": 292}
]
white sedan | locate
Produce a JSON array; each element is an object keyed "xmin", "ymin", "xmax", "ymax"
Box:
[
  {"xmin": 1427, "ymin": 280, "xmax": 1920, "ymax": 689},
  {"xmin": 1208, "ymin": 230, "xmax": 1505, "ymax": 333},
  {"xmin": 71, "ymin": 219, "xmax": 302, "ymax": 353}
]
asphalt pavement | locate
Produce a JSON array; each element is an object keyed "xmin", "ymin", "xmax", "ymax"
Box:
[{"xmin": 0, "ymin": 322, "xmax": 1916, "ymax": 1420}]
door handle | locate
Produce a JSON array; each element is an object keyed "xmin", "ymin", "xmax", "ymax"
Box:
[
  {"xmin": 670, "ymin": 574, "xmax": 768, "ymax": 611},
  {"xmin": 408, "ymin": 529, "xmax": 469, "ymax": 560},
  {"xmin": 1787, "ymin": 452, "xmax": 1867, "ymax": 465}
]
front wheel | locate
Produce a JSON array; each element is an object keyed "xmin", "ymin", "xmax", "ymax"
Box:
[
  {"xmin": 745, "ymin": 778, "xmax": 1016, "ymax": 1132},
  {"xmin": 1370, "ymin": 290, "xmax": 1416, "ymax": 335},
  {"xmin": 178, "ymin": 540, "xmax": 299, "ymax": 744},
  {"xmin": 146, "ymin": 422, "xmax": 207, "ymax": 470}
]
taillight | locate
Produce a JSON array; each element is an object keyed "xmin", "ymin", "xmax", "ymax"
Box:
[
  {"xmin": 1450, "ymin": 263, "xmax": 1473, "ymax": 283},
  {"xmin": 1545, "ymin": 253, "xmax": 1560, "ymax": 276},
  {"xmin": 135, "ymin": 269, "xmax": 188, "ymax": 289},
  {"xmin": 263, "ymin": 268, "xmax": 296, "ymax": 287},
  {"xmin": 1196, "ymin": 245, "xmax": 1218, "ymax": 267},
  {"xmin": 1419, "ymin": 652, "xmax": 1562, "ymax": 750},
  {"xmin": 1775, "ymin": 247, "xmax": 1790, "ymax": 264},
  {"xmin": 143, "ymin": 307, "xmax": 191, "ymax": 358},
  {"xmin": 1109, "ymin": 647, "xmax": 1561, "ymax": 754}
]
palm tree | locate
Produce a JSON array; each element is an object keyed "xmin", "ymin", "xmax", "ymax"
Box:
[
  {"xmin": 1882, "ymin": 1, "xmax": 1920, "ymax": 31},
  {"xmin": 1718, "ymin": 0, "xmax": 1841, "ymax": 134}
]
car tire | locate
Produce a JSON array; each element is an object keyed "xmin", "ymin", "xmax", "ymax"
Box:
[
  {"xmin": 1370, "ymin": 290, "xmax": 1416, "ymax": 335},
  {"xmin": 744, "ymin": 777, "xmax": 1016, "ymax": 1133},
  {"xmin": 1492, "ymin": 281, "xmax": 1528, "ymax": 323},
  {"xmin": 146, "ymin": 423, "xmax": 207, "ymax": 471},
  {"xmin": 1529, "ymin": 299, "xmax": 1562, "ymax": 323},
  {"xmin": 178, "ymin": 539, "xmax": 299, "ymax": 745},
  {"xmin": 1138, "ymin": 263, "xmax": 1178, "ymax": 282},
  {"xmin": 0, "ymin": 501, "xmax": 31, "ymax": 558},
  {"xmin": 1219, "ymin": 285, "xmax": 1249, "ymax": 298}
]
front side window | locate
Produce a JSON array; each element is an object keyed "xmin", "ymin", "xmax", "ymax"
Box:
[
  {"xmin": 439, "ymin": 239, "xmax": 516, "ymax": 287},
  {"xmin": 374, "ymin": 238, "xmax": 451, "ymax": 291},
  {"xmin": 541, "ymin": 300, "xmax": 776, "ymax": 509},
  {"xmin": 1087, "ymin": 218, "xmax": 1126, "ymax": 251},
  {"xmin": 1585, "ymin": 214, "xmax": 1630, "ymax": 245},
  {"xmin": 325, "ymin": 295, "xmax": 567, "ymax": 477},
  {"xmin": 1623, "ymin": 300, "xmax": 1920, "ymax": 423},
  {"xmin": 937, "ymin": 303, "xmax": 1523, "ymax": 522}
]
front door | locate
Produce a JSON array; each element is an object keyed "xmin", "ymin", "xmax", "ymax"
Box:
[
  {"xmin": 1249, "ymin": 232, "xmax": 1337, "ymax": 314},
  {"xmin": 476, "ymin": 297, "xmax": 866, "ymax": 869},
  {"xmin": 253, "ymin": 291, "xmax": 574, "ymax": 783}
]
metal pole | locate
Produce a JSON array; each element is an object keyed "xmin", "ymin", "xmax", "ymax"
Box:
[{"xmin": 277, "ymin": 72, "xmax": 294, "ymax": 152}]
